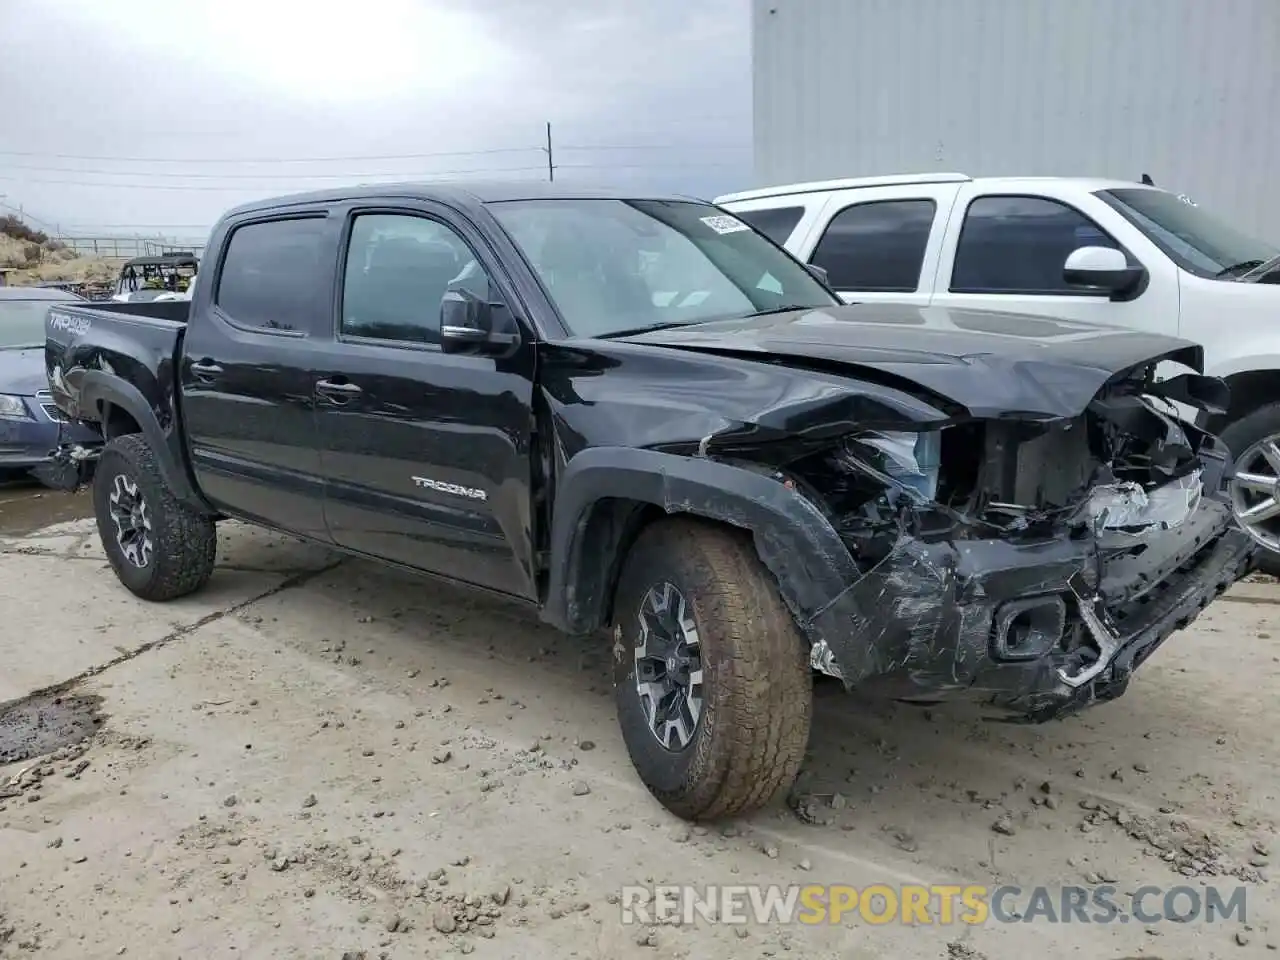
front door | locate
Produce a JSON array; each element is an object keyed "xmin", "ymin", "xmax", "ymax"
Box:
[
  {"xmin": 180, "ymin": 211, "xmax": 340, "ymax": 540},
  {"xmin": 313, "ymin": 204, "xmax": 538, "ymax": 599},
  {"xmin": 928, "ymin": 189, "xmax": 1180, "ymax": 336}
]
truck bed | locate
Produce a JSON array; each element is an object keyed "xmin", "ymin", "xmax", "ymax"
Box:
[{"xmin": 44, "ymin": 300, "xmax": 190, "ymax": 427}]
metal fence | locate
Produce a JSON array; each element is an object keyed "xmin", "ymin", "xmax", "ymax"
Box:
[{"xmin": 56, "ymin": 236, "xmax": 207, "ymax": 259}]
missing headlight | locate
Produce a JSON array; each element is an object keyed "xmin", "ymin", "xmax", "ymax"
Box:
[{"xmin": 854, "ymin": 430, "xmax": 942, "ymax": 502}]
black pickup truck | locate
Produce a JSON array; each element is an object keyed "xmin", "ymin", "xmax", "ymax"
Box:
[{"xmin": 44, "ymin": 182, "xmax": 1254, "ymax": 821}]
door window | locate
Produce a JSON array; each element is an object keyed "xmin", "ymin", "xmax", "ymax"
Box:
[
  {"xmin": 341, "ymin": 213, "xmax": 497, "ymax": 345},
  {"xmin": 810, "ymin": 199, "xmax": 936, "ymax": 292},
  {"xmin": 951, "ymin": 196, "xmax": 1121, "ymax": 294},
  {"xmin": 733, "ymin": 206, "xmax": 805, "ymax": 245},
  {"xmin": 215, "ymin": 217, "xmax": 330, "ymax": 333}
]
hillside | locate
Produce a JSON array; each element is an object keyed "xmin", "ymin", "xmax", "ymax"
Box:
[{"xmin": 0, "ymin": 215, "xmax": 115, "ymax": 286}]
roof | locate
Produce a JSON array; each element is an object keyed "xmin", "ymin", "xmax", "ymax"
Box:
[
  {"xmin": 715, "ymin": 172, "xmax": 972, "ymax": 204},
  {"xmin": 715, "ymin": 173, "xmax": 1155, "ymax": 205},
  {"xmin": 0, "ymin": 286, "xmax": 85, "ymax": 301},
  {"xmin": 221, "ymin": 180, "xmax": 702, "ymax": 220}
]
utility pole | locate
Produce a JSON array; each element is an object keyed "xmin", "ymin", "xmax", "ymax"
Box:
[{"xmin": 543, "ymin": 122, "xmax": 555, "ymax": 182}]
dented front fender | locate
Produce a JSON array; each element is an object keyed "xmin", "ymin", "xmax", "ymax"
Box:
[{"xmin": 540, "ymin": 446, "xmax": 863, "ymax": 641}]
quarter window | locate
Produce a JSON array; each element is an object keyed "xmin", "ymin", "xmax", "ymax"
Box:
[
  {"xmin": 734, "ymin": 206, "xmax": 805, "ymax": 245},
  {"xmin": 951, "ymin": 196, "xmax": 1121, "ymax": 294},
  {"xmin": 215, "ymin": 217, "xmax": 330, "ymax": 333},
  {"xmin": 810, "ymin": 199, "xmax": 936, "ymax": 292},
  {"xmin": 341, "ymin": 214, "xmax": 497, "ymax": 345}
]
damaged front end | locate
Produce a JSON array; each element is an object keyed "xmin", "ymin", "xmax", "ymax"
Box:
[
  {"xmin": 731, "ymin": 367, "xmax": 1256, "ymax": 722},
  {"xmin": 31, "ymin": 440, "xmax": 100, "ymax": 491}
]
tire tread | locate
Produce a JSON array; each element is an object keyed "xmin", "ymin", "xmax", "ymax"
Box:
[
  {"xmin": 617, "ymin": 517, "xmax": 812, "ymax": 820},
  {"xmin": 94, "ymin": 434, "xmax": 216, "ymax": 601}
]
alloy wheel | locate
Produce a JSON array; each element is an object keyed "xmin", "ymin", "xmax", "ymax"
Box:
[
  {"xmin": 107, "ymin": 473, "xmax": 153, "ymax": 568},
  {"xmin": 633, "ymin": 581, "xmax": 705, "ymax": 751},
  {"xmin": 1229, "ymin": 434, "xmax": 1280, "ymax": 553}
]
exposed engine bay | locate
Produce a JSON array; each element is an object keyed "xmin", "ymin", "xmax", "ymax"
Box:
[
  {"xmin": 790, "ymin": 369, "xmax": 1214, "ymax": 560},
  {"xmin": 718, "ymin": 361, "xmax": 1256, "ymax": 721}
]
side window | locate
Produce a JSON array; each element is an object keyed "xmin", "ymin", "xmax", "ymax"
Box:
[
  {"xmin": 341, "ymin": 213, "xmax": 496, "ymax": 345},
  {"xmin": 734, "ymin": 206, "xmax": 805, "ymax": 245},
  {"xmin": 951, "ymin": 196, "xmax": 1121, "ymax": 294},
  {"xmin": 215, "ymin": 217, "xmax": 329, "ymax": 333},
  {"xmin": 810, "ymin": 199, "xmax": 936, "ymax": 292}
]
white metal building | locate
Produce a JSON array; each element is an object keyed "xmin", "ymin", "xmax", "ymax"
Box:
[{"xmin": 752, "ymin": 0, "xmax": 1280, "ymax": 240}]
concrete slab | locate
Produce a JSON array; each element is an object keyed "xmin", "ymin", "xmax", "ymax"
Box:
[{"xmin": 0, "ymin": 553, "xmax": 290, "ymax": 703}]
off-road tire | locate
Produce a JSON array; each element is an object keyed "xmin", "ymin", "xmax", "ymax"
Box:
[
  {"xmin": 1219, "ymin": 404, "xmax": 1280, "ymax": 576},
  {"xmin": 611, "ymin": 517, "xmax": 812, "ymax": 821},
  {"xmin": 93, "ymin": 433, "xmax": 217, "ymax": 601}
]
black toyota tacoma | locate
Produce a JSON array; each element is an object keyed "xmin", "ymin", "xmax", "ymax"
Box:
[{"xmin": 44, "ymin": 183, "xmax": 1255, "ymax": 821}]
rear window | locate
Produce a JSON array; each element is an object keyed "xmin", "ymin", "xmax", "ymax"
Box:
[
  {"xmin": 215, "ymin": 217, "xmax": 329, "ymax": 333},
  {"xmin": 733, "ymin": 206, "xmax": 805, "ymax": 245}
]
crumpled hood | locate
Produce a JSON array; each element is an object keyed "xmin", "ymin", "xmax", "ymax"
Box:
[
  {"xmin": 617, "ymin": 303, "xmax": 1206, "ymax": 419},
  {"xmin": 0, "ymin": 348, "xmax": 48, "ymax": 396}
]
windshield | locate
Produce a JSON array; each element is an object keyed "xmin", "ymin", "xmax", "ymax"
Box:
[
  {"xmin": 1098, "ymin": 188, "xmax": 1280, "ymax": 279},
  {"xmin": 487, "ymin": 198, "xmax": 836, "ymax": 337},
  {"xmin": 0, "ymin": 299, "xmax": 71, "ymax": 349}
]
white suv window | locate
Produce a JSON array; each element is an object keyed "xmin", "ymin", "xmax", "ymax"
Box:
[
  {"xmin": 810, "ymin": 199, "xmax": 936, "ymax": 292},
  {"xmin": 732, "ymin": 206, "xmax": 805, "ymax": 245}
]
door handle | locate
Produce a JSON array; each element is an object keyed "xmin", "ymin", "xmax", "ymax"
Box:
[
  {"xmin": 316, "ymin": 378, "xmax": 363, "ymax": 400},
  {"xmin": 189, "ymin": 360, "xmax": 223, "ymax": 380}
]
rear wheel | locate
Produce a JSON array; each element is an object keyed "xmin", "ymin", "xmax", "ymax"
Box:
[
  {"xmin": 611, "ymin": 517, "xmax": 812, "ymax": 821},
  {"xmin": 93, "ymin": 434, "xmax": 217, "ymax": 600},
  {"xmin": 1220, "ymin": 404, "xmax": 1280, "ymax": 576}
]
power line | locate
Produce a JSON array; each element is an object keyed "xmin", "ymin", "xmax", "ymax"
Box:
[
  {"xmin": 0, "ymin": 160, "xmax": 742, "ymax": 193},
  {"xmin": 0, "ymin": 146, "xmax": 541, "ymax": 164},
  {"xmin": 0, "ymin": 167, "xmax": 549, "ymax": 192},
  {"xmin": 0, "ymin": 198, "xmax": 59, "ymax": 230},
  {"xmin": 0, "ymin": 140, "xmax": 751, "ymax": 167},
  {"xmin": 0, "ymin": 161, "xmax": 554, "ymax": 181}
]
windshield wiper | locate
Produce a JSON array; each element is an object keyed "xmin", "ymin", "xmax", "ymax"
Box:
[
  {"xmin": 596, "ymin": 319, "xmax": 708, "ymax": 339},
  {"xmin": 745, "ymin": 304, "xmax": 822, "ymax": 317},
  {"xmin": 1214, "ymin": 259, "xmax": 1265, "ymax": 278},
  {"xmin": 1238, "ymin": 254, "xmax": 1280, "ymax": 282},
  {"xmin": 599, "ymin": 304, "xmax": 824, "ymax": 339}
]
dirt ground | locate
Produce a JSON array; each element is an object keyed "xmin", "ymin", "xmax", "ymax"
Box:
[{"xmin": 1, "ymin": 482, "xmax": 1277, "ymax": 959}]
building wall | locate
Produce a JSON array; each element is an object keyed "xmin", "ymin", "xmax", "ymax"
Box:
[{"xmin": 753, "ymin": 0, "xmax": 1280, "ymax": 240}]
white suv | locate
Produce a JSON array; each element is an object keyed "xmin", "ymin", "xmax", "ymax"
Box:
[{"xmin": 716, "ymin": 173, "xmax": 1280, "ymax": 568}]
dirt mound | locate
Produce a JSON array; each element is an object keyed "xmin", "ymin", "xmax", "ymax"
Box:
[{"xmin": 1, "ymin": 231, "xmax": 115, "ymax": 285}]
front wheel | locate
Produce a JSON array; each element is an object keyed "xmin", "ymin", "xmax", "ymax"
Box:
[
  {"xmin": 611, "ymin": 517, "xmax": 812, "ymax": 821},
  {"xmin": 93, "ymin": 434, "xmax": 217, "ymax": 601},
  {"xmin": 1220, "ymin": 404, "xmax": 1280, "ymax": 576}
]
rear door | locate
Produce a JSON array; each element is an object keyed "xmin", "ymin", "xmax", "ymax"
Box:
[
  {"xmin": 180, "ymin": 211, "xmax": 340, "ymax": 540},
  {"xmin": 312, "ymin": 200, "xmax": 539, "ymax": 599},
  {"xmin": 797, "ymin": 184, "xmax": 963, "ymax": 305}
]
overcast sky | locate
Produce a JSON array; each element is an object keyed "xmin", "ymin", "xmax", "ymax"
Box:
[{"xmin": 0, "ymin": 0, "xmax": 751, "ymax": 241}]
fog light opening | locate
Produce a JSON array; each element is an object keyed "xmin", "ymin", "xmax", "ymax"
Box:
[{"xmin": 992, "ymin": 595, "xmax": 1067, "ymax": 662}]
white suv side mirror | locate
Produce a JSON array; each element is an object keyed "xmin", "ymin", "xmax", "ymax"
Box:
[{"xmin": 1063, "ymin": 245, "xmax": 1146, "ymax": 297}]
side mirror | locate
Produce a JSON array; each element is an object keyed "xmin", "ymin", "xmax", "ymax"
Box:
[
  {"xmin": 1063, "ymin": 246, "xmax": 1146, "ymax": 298},
  {"xmin": 440, "ymin": 288, "xmax": 519, "ymax": 355},
  {"xmin": 806, "ymin": 263, "xmax": 830, "ymax": 286}
]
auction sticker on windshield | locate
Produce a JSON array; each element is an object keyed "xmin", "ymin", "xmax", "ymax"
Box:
[{"xmin": 701, "ymin": 214, "xmax": 751, "ymax": 235}]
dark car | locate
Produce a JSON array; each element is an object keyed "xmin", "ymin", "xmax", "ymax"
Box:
[
  {"xmin": 0, "ymin": 287, "xmax": 101, "ymax": 485},
  {"xmin": 44, "ymin": 183, "xmax": 1254, "ymax": 821}
]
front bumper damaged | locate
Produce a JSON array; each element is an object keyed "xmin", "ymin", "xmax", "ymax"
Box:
[{"xmin": 808, "ymin": 494, "xmax": 1254, "ymax": 721}]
